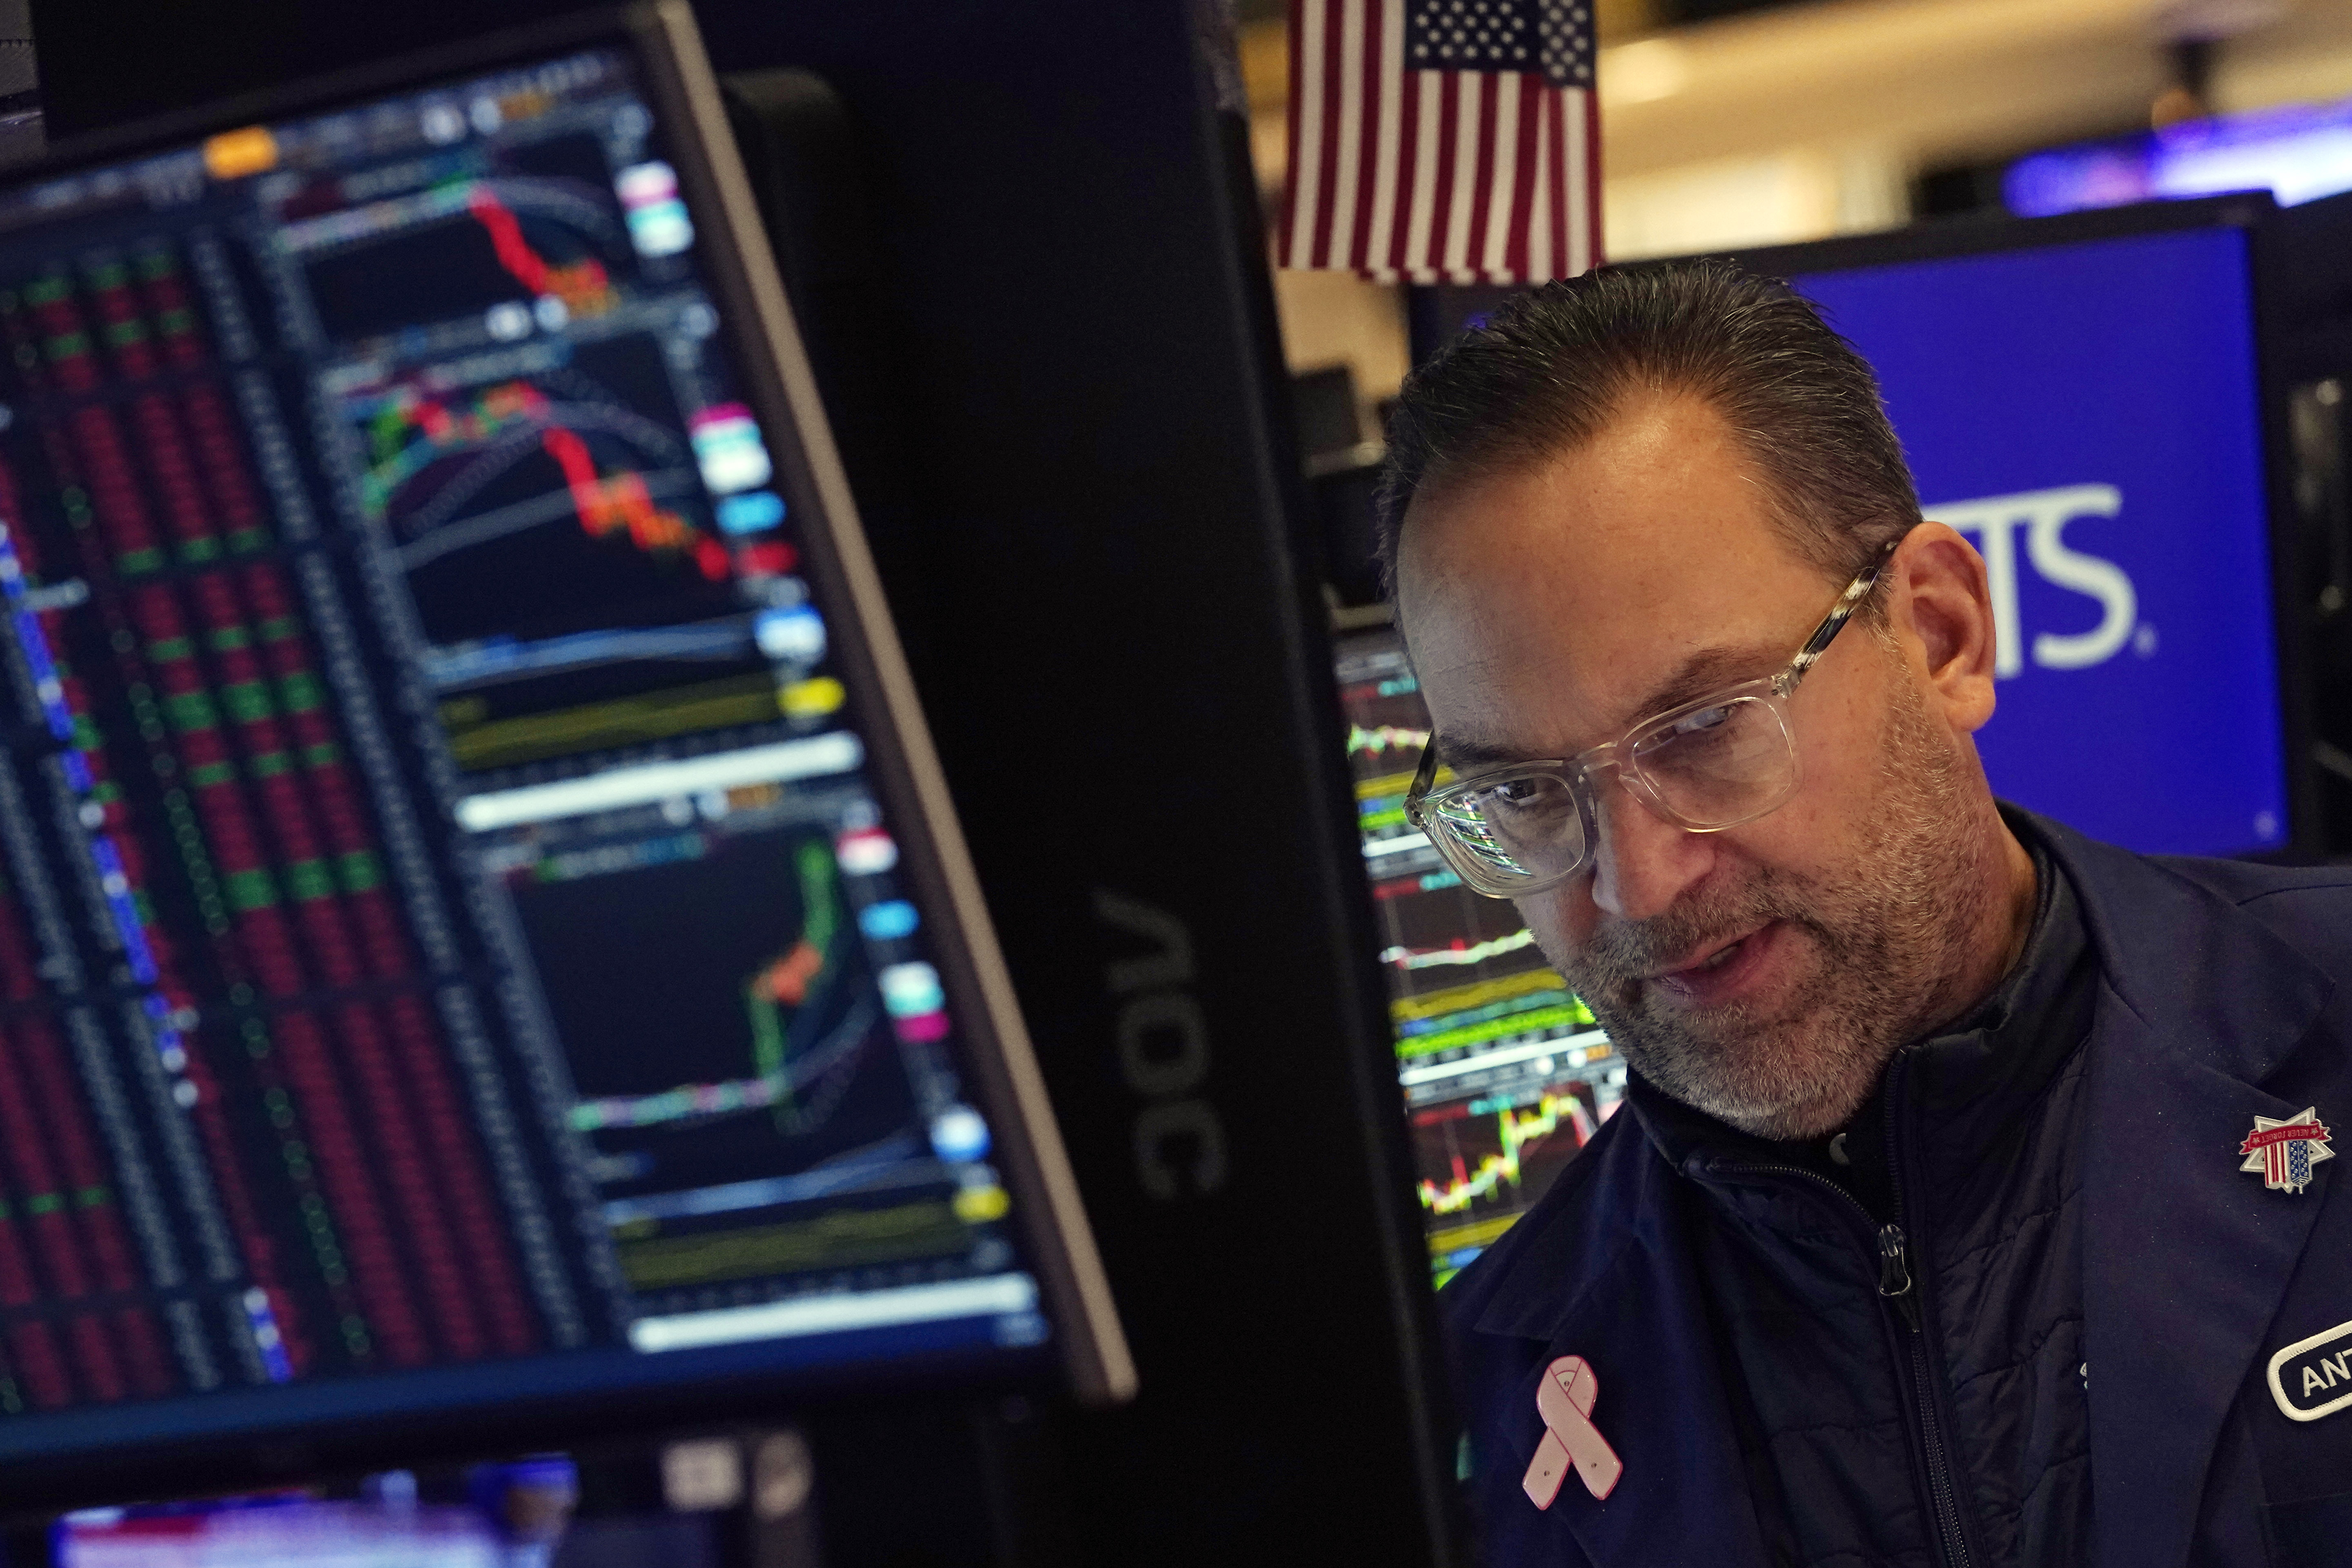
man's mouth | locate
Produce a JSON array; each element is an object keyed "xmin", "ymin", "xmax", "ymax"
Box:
[
  {"xmin": 1641, "ymin": 921, "xmax": 1780, "ymax": 1006},
  {"xmin": 1651, "ymin": 927, "xmax": 1759, "ymax": 979}
]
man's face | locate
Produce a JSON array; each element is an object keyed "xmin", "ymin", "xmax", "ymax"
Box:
[{"xmin": 1394, "ymin": 393, "xmax": 2000, "ymax": 1140}]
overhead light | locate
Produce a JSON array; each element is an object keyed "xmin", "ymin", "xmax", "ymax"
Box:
[{"xmin": 1601, "ymin": 38, "xmax": 1690, "ymax": 107}]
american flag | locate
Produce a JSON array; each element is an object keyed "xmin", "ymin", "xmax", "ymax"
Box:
[{"xmin": 1281, "ymin": 0, "xmax": 1601, "ymax": 285}]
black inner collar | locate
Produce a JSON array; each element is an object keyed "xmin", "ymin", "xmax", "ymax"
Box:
[{"xmin": 1631, "ymin": 816, "xmax": 2098, "ymax": 1223}]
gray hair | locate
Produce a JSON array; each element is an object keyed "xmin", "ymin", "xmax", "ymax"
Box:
[{"xmin": 1375, "ymin": 260, "xmax": 1920, "ymax": 596}]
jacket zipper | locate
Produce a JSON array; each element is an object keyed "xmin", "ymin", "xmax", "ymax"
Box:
[
  {"xmin": 1709, "ymin": 1151, "xmax": 1974, "ymax": 1568},
  {"xmin": 1879, "ymin": 1065, "xmax": 1975, "ymax": 1568}
]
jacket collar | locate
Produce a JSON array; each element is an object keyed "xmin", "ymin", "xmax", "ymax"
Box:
[
  {"xmin": 2036, "ymin": 815, "xmax": 2335, "ymax": 1568},
  {"xmin": 1461, "ymin": 809, "xmax": 2333, "ymax": 1568}
]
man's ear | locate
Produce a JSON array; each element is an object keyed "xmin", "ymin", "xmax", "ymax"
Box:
[{"xmin": 1891, "ymin": 522, "xmax": 1999, "ymax": 735}]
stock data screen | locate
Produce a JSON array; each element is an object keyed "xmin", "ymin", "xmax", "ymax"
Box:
[
  {"xmin": 1336, "ymin": 628, "xmax": 1624, "ymax": 1287},
  {"xmin": 0, "ymin": 40, "xmax": 1044, "ymax": 1456}
]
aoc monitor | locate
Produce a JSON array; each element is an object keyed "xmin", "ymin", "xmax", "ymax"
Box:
[
  {"xmin": 0, "ymin": 0, "xmax": 1127, "ymax": 1507},
  {"xmin": 1406, "ymin": 195, "xmax": 2313, "ymax": 863}
]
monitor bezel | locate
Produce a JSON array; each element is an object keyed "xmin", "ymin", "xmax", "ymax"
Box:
[
  {"xmin": 1404, "ymin": 196, "xmax": 2323, "ymax": 863},
  {"xmin": 0, "ymin": 0, "xmax": 1131, "ymax": 1511}
]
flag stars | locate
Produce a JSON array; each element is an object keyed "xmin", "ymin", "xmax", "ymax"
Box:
[{"xmin": 1409, "ymin": 0, "xmax": 1588, "ymax": 82}]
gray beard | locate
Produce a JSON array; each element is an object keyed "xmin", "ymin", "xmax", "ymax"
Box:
[{"xmin": 1542, "ymin": 650, "xmax": 1998, "ymax": 1141}]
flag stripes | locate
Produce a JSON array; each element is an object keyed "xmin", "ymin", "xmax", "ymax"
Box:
[{"xmin": 1282, "ymin": 0, "xmax": 1601, "ymax": 285}]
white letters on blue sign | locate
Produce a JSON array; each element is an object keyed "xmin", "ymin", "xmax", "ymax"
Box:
[{"xmin": 1929, "ymin": 484, "xmax": 2138, "ymax": 679}]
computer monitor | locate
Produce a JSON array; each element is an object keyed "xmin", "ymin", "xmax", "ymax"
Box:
[
  {"xmin": 1407, "ymin": 195, "xmax": 2314, "ymax": 861},
  {"xmin": 1334, "ymin": 622, "xmax": 1626, "ymax": 1287},
  {"xmin": 62, "ymin": 1499, "xmax": 520, "ymax": 1568},
  {"xmin": 13, "ymin": 0, "xmax": 1463, "ymax": 1559},
  {"xmin": 56, "ymin": 1460, "xmax": 579, "ymax": 1568},
  {"xmin": 2005, "ymin": 97, "xmax": 2352, "ymax": 218},
  {"xmin": 0, "ymin": 0, "xmax": 1126, "ymax": 1507}
]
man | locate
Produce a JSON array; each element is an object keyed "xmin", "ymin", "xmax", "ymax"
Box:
[{"xmin": 1383, "ymin": 261, "xmax": 2352, "ymax": 1567}]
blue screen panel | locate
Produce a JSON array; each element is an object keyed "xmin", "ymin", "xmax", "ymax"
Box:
[{"xmin": 1793, "ymin": 227, "xmax": 2285, "ymax": 856}]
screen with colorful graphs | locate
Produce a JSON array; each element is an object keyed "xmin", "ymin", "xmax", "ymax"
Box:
[
  {"xmin": 0, "ymin": 22, "xmax": 1076, "ymax": 1480},
  {"xmin": 1336, "ymin": 626, "xmax": 1625, "ymax": 1287}
]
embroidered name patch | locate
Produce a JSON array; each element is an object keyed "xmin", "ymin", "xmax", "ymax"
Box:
[{"xmin": 2268, "ymin": 1317, "xmax": 2352, "ymax": 1421}]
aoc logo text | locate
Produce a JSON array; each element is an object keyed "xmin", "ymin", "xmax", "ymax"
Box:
[
  {"xmin": 1094, "ymin": 889, "xmax": 1227, "ymax": 1201},
  {"xmin": 1930, "ymin": 483, "xmax": 2138, "ymax": 678},
  {"xmin": 2268, "ymin": 1316, "xmax": 2352, "ymax": 1422}
]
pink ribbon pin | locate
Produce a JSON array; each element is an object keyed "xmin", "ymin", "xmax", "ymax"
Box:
[{"xmin": 1522, "ymin": 1354, "xmax": 1623, "ymax": 1508}]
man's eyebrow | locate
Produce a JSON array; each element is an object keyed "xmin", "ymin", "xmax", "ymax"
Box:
[
  {"xmin": 1624, "ymin": 641, "xmax": 1786, "ymax": 726},
  {"xmin": 1433, "ymin": 733, "xmax": 1533, "ymax": 771},
  {"xmin": 1432, "ymin": 640, "xmax": 1788, "ymax": 770}
]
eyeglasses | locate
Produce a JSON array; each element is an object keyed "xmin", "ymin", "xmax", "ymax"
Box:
[{"xmin": 1403, "ymin": 537, "xmax": 1902, "ymax": 899}]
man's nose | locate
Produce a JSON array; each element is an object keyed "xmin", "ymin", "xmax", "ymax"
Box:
[{"xmin": 1586, "ymin": 775, "xmax": 1716, "ymax": 922}]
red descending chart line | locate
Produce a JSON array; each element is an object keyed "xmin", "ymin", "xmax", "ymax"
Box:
[
  {"xmin": 467, "ymin": 186, "xmax": 615, "ymax": 317},
  {"xmin": 541, "ymin": 424, "xmax": 730, "ymax": 581},
  {"xmin": 377, "ymin": 378, "xmax": 728, "ymax": 583}
]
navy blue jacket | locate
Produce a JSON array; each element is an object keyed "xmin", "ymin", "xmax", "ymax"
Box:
[{"xmin": 1442, "ymin": 815, "xmax": 2352, "ymax": 1565}]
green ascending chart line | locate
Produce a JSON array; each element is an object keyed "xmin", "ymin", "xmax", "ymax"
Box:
[{"xmin": 746, "ymin": 837, "xmax": 842, "ymax": 1131}]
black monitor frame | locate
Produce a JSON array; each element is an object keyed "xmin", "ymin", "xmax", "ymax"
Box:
[
  {"xmin": 0, "ymin": 0, "xmax": 1130, "ymax": 1512},
  {"xmin": 1406, "ymin": 194, "xmax": 2324, "ymax": 863}
]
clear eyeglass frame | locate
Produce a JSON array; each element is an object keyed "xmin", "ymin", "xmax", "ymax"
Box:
[{"xmin": 1403, "ymin": 535, "xmax": 1904, "ymax": 899}]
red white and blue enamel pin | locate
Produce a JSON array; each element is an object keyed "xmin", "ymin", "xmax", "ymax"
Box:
[
  {"xmin": 1522, "ymin": 1355, "xmax": 1623, "ymax": 1509},
  {"xmin": 2241, "ymin": 1107, "xmax": 2334, "ymax": 1195}
]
